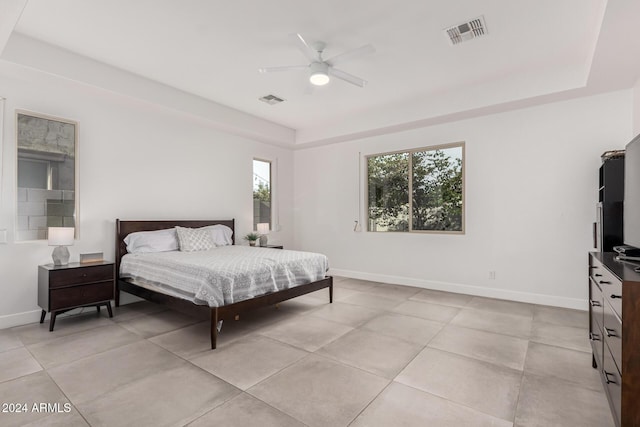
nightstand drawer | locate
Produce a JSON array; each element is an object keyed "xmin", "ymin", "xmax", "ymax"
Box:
[
  {"xmin": 49, "ymin": 265, "xmax": 114, "ymax": 288},
  {"xmin": 50, "ymin": 281, "xmax": 114, "ymax": 310}
]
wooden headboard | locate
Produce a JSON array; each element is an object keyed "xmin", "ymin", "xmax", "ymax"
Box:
[{"xmin": 115, "ymin": 219, "xmax": 235, "ymax": 279}]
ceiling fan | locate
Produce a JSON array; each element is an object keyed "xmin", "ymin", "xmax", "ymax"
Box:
[{"xmin": 258, "ymin": 33, "xmax": 375, "ymax": 87}]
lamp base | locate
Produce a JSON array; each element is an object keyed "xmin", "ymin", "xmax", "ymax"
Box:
[
  {"xmin": 259, "ymin": 235, "xmax": 268, "ymax": 247},
  {"xmin": 52, "ymin": 246, "xmax": 70, "ymax": 266}
]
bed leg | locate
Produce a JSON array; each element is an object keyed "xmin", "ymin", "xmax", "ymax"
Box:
[
  {"xmin": 115, "ymin": 288, "xmax": 120, "ymax": 308},
  {"xmin": 210, "ymin": 308, "xmax": 218, "ymax": 350},
  {"xmin": 329, "ymin": 277, "xmax": 334, "ymax": 303}
]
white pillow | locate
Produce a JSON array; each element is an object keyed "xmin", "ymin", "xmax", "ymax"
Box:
[
  {"xmin": 175, "ymin": 226, "xmax": 215, "ymax": 252},
  {"xmin": 204, "ymin": 224, "xmax": 234, "ymax": 246},
  {"xmin": 124, "ymin": 228, "xmax": 179, "ymax": 253}
]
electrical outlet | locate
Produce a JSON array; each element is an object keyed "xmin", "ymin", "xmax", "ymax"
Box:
[{"xmin": 489, "ymin": 271, "xmax": 496, "ymax": 280}]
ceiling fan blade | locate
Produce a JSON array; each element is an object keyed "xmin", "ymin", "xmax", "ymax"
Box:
[
  {"xmin": 329, "ymin": 68, "xmax": 367, "ymax": 87},
  {"xmin": 258, "ymin": 65, "xmax": 307, "ymax": 73},
  {"xmin": 290, "ymin": 33, "xmax": 320, "ymax": 62},
  {"xmin": 325, "ymin": 44, "xmax": 375, "ymax": 67}
]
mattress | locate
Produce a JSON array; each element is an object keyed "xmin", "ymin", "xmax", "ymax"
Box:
[{"xmin": 119, "ymin": 245, "xmax": 329, "ymax": 307}]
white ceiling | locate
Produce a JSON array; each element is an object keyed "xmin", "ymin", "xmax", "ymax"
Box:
[{"xmin": 4, "ymin": 0, "xmax": 640, "ymax": 146}]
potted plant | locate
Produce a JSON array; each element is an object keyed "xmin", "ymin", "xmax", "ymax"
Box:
[{"xmin": 244, "ymin": 232, "xmax": 259, "ymax": 246}]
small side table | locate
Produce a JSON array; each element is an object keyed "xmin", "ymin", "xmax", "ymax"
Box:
[{"xmin": 38, "ymin": 261, "xmax": 115, "ymax": 331}]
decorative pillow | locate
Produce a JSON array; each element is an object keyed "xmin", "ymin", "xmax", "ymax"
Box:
[
  {"xmin": 204, "ymin": 224, "xmax": 234, "ymax": 246},
  {"xmin": 175, "ymin": 226, "xmax": 215, "ymax": 252},
  {"xmin": 124, "ymin": 228, "xmax": 179, "ymax": 253}
]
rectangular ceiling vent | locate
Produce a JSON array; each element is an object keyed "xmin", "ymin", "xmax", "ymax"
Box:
[
  {"xmin": 445, "ymin": 16, "xmax": 487, "ymax": 45},
  {"xmin": 259, "ymin": 94, "xmax": 285, "ymax": 105}
]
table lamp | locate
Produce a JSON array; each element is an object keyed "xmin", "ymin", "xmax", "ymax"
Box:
[
  {"xmin": 48, "ymin": 227, "xmax": 74, "ymax": 265},
  {"xmin": 257, "ymin": 223, "xmax": 270, "ymax": 247}
]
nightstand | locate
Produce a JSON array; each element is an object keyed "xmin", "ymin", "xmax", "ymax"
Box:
[
  {"xmin": 38, "ymin": 261, "xmax": 115, "ymax": 331},
  {"xmin": 255, "ymin": 245, "xmax": 284, "ymax": 249}
]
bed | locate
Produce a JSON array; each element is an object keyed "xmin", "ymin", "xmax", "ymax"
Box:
[{"xmin": 115, "ymin": 219, "xmax": 333, "ymax": 349}]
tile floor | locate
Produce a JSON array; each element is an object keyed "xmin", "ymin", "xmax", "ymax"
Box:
[{"xmin": 0, "ymin": 277, "xmax": 614, "ymax": 427}]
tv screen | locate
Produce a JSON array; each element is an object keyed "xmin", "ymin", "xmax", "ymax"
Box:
[{"xmin": 624, "ymin": 134, "xmax": 640, "ymax": 249}]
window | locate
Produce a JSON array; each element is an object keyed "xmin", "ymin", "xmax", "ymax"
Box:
[
  {"xmin": 367, "ymin": 143, "xmax": 464, "ymax": 233},
  {"xmin": 253, "ymin": 159, "xmax": 271, "ymax": 230}
]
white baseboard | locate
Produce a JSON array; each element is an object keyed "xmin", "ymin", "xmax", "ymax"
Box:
[
  {"xmin": 328, "ymin": 268, "xmax": 587, "ymax": 311},
  {"xmin": 0, "ymin": 309, "xmax": 43, "ymax": 329}
]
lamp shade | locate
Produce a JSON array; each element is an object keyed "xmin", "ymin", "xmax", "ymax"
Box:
[
  {"xmin": 48, "ymin": 227, "xmax": 74, "ymax": 246},
  {"xmin": 257, "ymin": 223, "xmax": 270, "ymax": 235}
]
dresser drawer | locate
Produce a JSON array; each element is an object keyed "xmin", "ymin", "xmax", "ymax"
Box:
[
  {"xmin": 602, "ymin": 342, "xmax": 622, "ymax": 426},
  {"xmin": 589, "ymin": 313, "xmax": 603, "ymax": 367},
  {"xmin": 591, "ymin": 256, "xmax": 618, "ymax": 283},
  {"xmin": 589, "ymin": 277, "xmax": 604, "ymax": 329},
  {"xmin": 603, "ymin": 281, "xmax": 623, "ymax": 320},
  {"xmin": 49, "ymin": 265, "xmax": 114, "ymax": 288},
  {"xmin": 50, "ymin": 281, "xmax": 114, "ymax": 310},
  {"xmin": 591, "ymin": 258, "xmax": 623, "ymax": 318},
  {"xmin": 603, "ymin": 299, "xmax": 622, "ymax": 374}
]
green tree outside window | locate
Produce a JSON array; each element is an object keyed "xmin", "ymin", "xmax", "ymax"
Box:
[{"xmin": 367, "ymin": 144, "xmax": 464, "ymax": 233}]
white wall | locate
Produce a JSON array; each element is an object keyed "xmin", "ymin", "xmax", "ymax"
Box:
[
  {"xmin": 0, "ymin": 60, "xmax": 294, "ymax": 327},
  {"xmin": 0, "ymin": 57, "xmax": 633, "ymax": 329},
  {"xmin": 293, "ymin": 90, "xmax": 633, "ymax": 309},
  {"xmin": 633, "ymin": 76, "xmax": 640, "ymax": 135}
]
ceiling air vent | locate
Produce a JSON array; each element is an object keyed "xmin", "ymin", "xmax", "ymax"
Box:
[
  {"xmin": 444, "ymin": 16, "xmax": 487, "ymax": 45},
  {"xmin": 259, "ymin": 94, "xmax": 285, "ymax": 105}
]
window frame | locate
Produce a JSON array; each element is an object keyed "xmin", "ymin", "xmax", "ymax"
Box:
[
  {"xmin": 365, "ymin": 141, "xmax": 465, "ymax": 235},
  {"xmin": 252, "ymin": 157, "xmax": 272, "ymax": 231}
]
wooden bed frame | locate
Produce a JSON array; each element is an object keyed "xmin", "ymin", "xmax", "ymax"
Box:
[{"xmin": 115, "ymin": 219, "xmax": 333, "ymax": 349}]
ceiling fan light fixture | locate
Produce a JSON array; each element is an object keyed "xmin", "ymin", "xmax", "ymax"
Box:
[
  {"xmin": 259, "ymin": 34, "xmax": 373, "ymax": 88},
  {"xmin": 309, "ymin": 62, "xmax": 330, "ymax": 86}
]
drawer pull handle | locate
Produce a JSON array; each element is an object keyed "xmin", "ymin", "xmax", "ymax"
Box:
[
  {"xmin": 605, "ymin": 328, "xmax": 617, "ymax": 337},
  {"xmin": 599, "ymin": 281, "xmax": 611, "ymax": 285},
  {"xmin": 610, "ymin": 294, "xmax": 622, "ymax": 299},
  {"xmin": 604, "ymin": 371, "xmax": 617, "ymax": 385},
  {"xmin": 594, "ymin": 274, "xmax": 602, "ymax": 277},
  {"xmin": 589, "ymin": 300, "xmax": 601, "ymax": 307},
  {"xmin": 589, "ymin": 332, "xmax": 600, "ymax": 341}
]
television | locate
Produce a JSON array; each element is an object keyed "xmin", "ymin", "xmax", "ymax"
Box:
[{"xmin": 624, "ymin": 134, "xmax": 640, "ymax": 250}]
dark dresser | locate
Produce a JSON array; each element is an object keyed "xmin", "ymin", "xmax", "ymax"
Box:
[{"xmin": 589, "ymin": 252, "xmax": 640, "ymax": 426}]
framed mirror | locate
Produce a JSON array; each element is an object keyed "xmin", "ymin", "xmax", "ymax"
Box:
[{"xmin": 16, "ymin": 111, "xmax": 78, "ymax": 241}]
